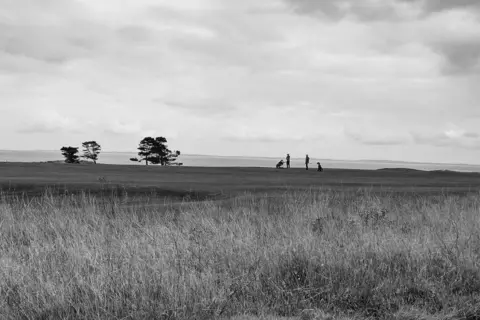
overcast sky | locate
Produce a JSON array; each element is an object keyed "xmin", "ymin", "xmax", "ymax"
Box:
[{"xmin": 1, "ymin": 0, "xmax": 479, "ymax": 163}]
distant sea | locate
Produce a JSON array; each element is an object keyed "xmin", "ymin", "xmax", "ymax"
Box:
[{"xmin": 1, "ymin": 150, "xmax": 480, "ymax": 172}]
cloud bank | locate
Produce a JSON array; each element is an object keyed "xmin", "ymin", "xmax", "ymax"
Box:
[{"xmin": 0, "ymin": 0, "xmax": 479, "ymax": 163}]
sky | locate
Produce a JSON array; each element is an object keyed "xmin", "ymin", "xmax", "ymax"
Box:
[{"xmin": 1, "ymin": 0, "xmax": 479, "ymax": 163}]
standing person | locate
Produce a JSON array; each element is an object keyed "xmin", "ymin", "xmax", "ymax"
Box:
[
  {"xmin": 305, "ymin": 154, "xmax": 310, "ymax": 170},
  {"xmin": 286, "ymin": 153, "xmax": 291, "ymax": 168}
]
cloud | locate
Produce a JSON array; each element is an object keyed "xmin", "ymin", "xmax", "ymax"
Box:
[
  {"xmin": 431, "ymin": 42, "xmax": 480, "ymax": 76},
  {"xmin": 405, "ymin": 0, "xmax": 480, "ymax": 15},
  {"xmin": 329, "ymin": 111, "xmax": 357, "ymax": 118},
  {"xmin": 102, "ymin": 119, "xmax": 173, "ymax": 138},
  {"xmin": 344, "ymin": 127, "xmax": 411, "ymax": 146},
  {"xmin": 282, "ymin": 0, "xmax": 346, "ymax": 20},
  {"xmin": 282, "ymin": 0, "xmax": 417, "ymax": 22},
  {"xmin": 464, "ymin": 132, "xmax": 480, "ymax": 139},
  {"xmin": 283, "ymin": 0, "xmax": 480, "ymax": 22},
  {"xmin": 281, "ymin": 0, "xmax": 480, "ymax": 76},
  {"xmin": 412, "ymin": 127, "xmax": 480, "ymax": 149},
  {"xmin": 0, "ymin": 0, "xmax": 479, "ymax": 163},
  {"xmin": 18, "ymin": 109, "xmax": 158, "ymax": 139},
  {"xmin": 164, "ymin": 100, "xmax": 236, "ymax": 116},
  {"xmin": 1, "ymin": 24, "xmax": 91, "ymax": 64},
  {"xmin": 18, "ymin": 110, "xmax": 80, "ymax": 133},
  {"xmin": 116, "ymin": 25, "xmax": 153, "ymax": 43},
  {"xmin": 421, "ymin": 10, "xmax": 480, "ymax": 75},
  {"xmin": 103, "ymin": 120, "xmax": 145, "ymax": 135},
  {"xmin": 429, "ymin": 43, "xmax": 480, "ymax": 75},
  {"xmin": 224, "ymin": 131, "xmax": 310, "ymax": 143},
  {"xmin": 0, "ymin": 1, "xmax": 108, "ymax": 66}
]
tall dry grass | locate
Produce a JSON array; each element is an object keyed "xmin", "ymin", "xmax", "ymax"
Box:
[{"xmin": 1, "ymin": 188, "xmax": 480, "ymax": 320}]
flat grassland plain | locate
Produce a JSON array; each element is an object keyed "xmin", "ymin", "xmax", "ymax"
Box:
[{"xmin": 1, "ymin": 162, "xmax": 480, "ymax": 319}]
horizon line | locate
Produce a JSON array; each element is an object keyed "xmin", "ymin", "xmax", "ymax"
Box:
[{"xmin": 1, "ymin": 149, "xmax": 479, "ymax": 167}]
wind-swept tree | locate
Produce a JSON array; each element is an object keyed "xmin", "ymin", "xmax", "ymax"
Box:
[
  {"xmin": 60, "ymin": 146, "xmax": 80, "ymax": 164},
  {"xmin": 166, "ymin": 150, "xmax": 181, "ymax": 165},
  {"xmin": 82, "ymin": 141, "xmax": 101, "ymax": 164},
  {"xmin": 136, "ymin": 136, "xmax": 181, "ymax": 166}
]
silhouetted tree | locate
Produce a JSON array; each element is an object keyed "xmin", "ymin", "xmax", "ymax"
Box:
[
  {"xmin": 166, "ymin": 150, "xmax": 181, "ymax": 165},
  {"xmin": 61, "ymin": 146, "xmax": 80, "ymax": 164},
  {"xmin": 81, "ymin": 141, "xmax": 101, "ymax": 164},
  {"xmin": 136, "ymin": 136, "xmax": 181, "ymax": 166}
]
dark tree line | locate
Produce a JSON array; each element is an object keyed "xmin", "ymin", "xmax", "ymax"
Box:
[
  {"xmin": 60, "ymin": 147, "xmax": 80, "ymax": 164},
  {"xmin": 130, "ymin": 136, "xmax": 180, "ymax": 166},
  {"xmin": 60, "ymin": 136, "xmax": 181, "ymax": 166},
  {"xmin": 60, "ymin": 141, "xmax": 102, "ymax": 164}
]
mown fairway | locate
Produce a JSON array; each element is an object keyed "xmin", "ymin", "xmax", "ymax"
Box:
[{"xmin": 1, "ymin": 162, "xmax": 480, "ymax": 198}]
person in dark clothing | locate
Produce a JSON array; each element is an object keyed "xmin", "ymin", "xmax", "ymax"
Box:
[
  {"xmin": 317, "ymin": 162, "xmax": 323, "ymax": 172},
  {"xmin": 305, "ymin": 154, "xmax": 310, "ymax": 170},
  {"xmin": 286, "ymin": 154, "xmax": 290, "ymax": 168}
]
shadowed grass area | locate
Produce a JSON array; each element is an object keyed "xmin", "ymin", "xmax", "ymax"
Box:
[
  {"xmin": 1, "ymin": 188, "xmax": 480, "ymax": 319},
  {"xmin": 2, "ymin": 163, "xmax": 480, "ymax": 199}
]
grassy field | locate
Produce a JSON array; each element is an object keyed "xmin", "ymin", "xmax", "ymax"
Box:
[
  {"xmin": 1, "ymin": 163, "xmax": 480, "ymax": 319},
  {"xmin": 2, "ymin": 162, "xmax": 480, "ymax": 198}
]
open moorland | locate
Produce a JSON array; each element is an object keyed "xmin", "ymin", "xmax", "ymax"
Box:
[{"xmin": 1, "ymin": 162, "xmax": 480, "ymax": 319}]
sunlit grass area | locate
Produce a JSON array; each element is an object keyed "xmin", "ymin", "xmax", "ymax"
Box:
[{"xmin": 1, "ymin": 189, "xmax": 480, "ymax": 319}]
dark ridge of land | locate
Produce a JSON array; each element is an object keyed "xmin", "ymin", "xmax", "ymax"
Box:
[
  {"xmin": 376, "ymin": 167, "xmax": 423, "ymax": 172},
  {"xmin": 1, "ymin": 162, "xmax": 480, "ymax": 199}
]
